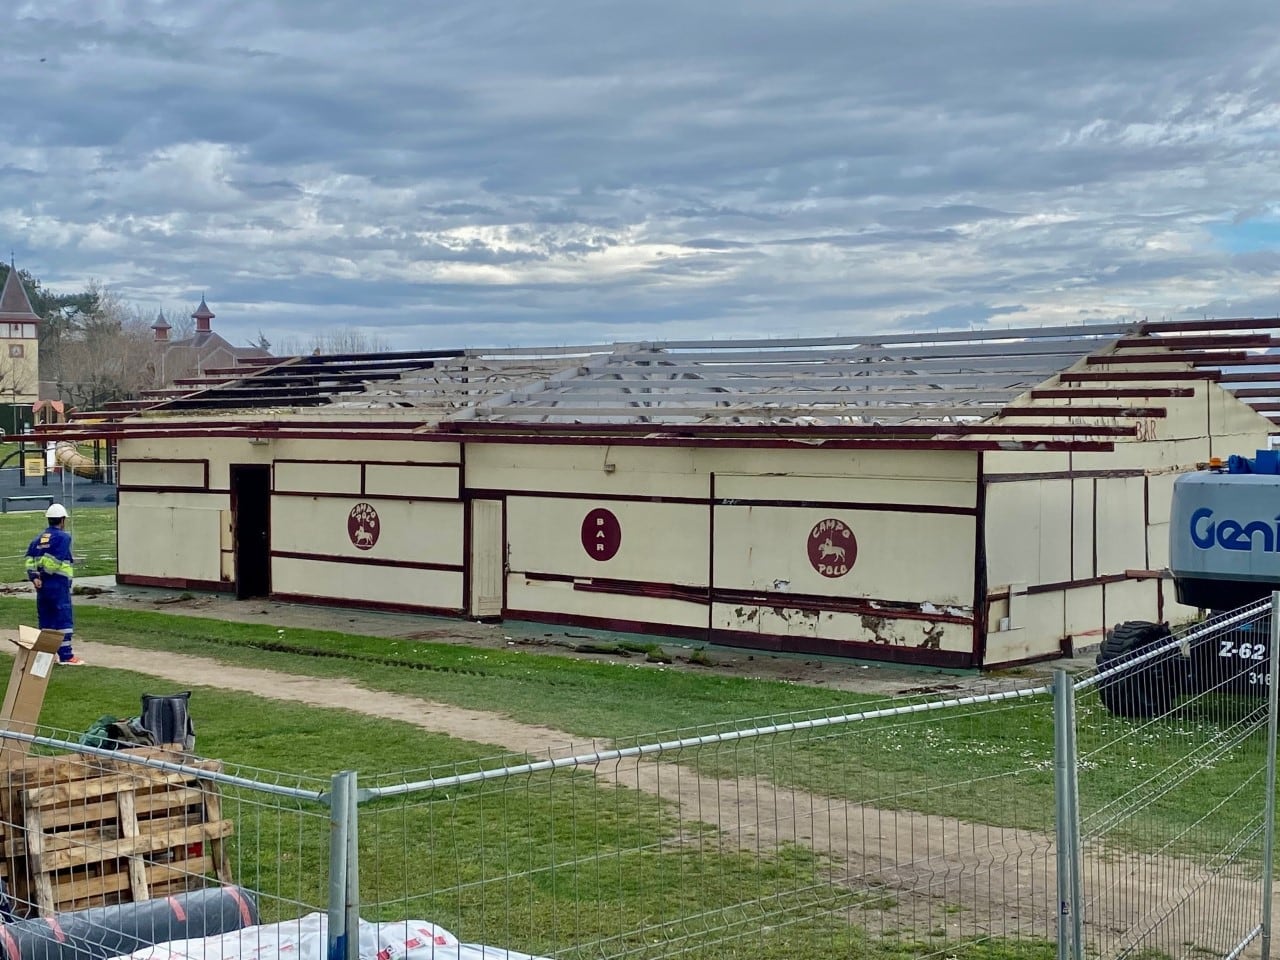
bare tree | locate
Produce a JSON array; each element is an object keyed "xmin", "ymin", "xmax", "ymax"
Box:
[
  {"xmin": 56, "ymin": 284, "xmax": 157, "ymax": 409},
  {"xmin": 0, "ymin": 351, "xmax": 35, "ymax": 406},
  {"xmin": 168, "ymin": 309, "xmax": 196, "ymax": 341}
]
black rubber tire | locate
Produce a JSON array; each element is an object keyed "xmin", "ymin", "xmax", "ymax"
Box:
[{"xmin": 1096, "ymin": 620, "xmax": 1176, "ymax": 718}]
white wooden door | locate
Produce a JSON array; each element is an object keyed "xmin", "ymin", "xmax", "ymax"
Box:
[{"xmin": 469, "ymin": 499, "xmax": 504, "ymax": 618}]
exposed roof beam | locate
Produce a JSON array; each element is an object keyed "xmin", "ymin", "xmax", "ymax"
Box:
[
  {"xmin": 1029, "ymin": 387, "xmax": 1195, "ymax": 399},
  {"xmin": 1114, "ymin": 334, "xmax": 1279, "ymax": 349},
  {"xmin": 1086, "ymin": 351, "xmax": 1249, "ymax": 365},
  {"xmin": 611, "ymin": 340, "xmax": 1099, "ymax": 365},
  {"xmin": 1060, "ymin": 370, "xmax": 1220, "ymax": 383},
  {"xmin": 646, "ymin": 320, "xmax": 1138, "ymax": 350},
  {"xmin": 996, "ymin": 405, "xmax": 1166, "ymax": 418}
]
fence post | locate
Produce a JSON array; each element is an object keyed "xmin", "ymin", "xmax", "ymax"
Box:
[
  {"xmin": 1261, "ymin": 594, "xmax": 1280, "ymax": 960},
  {"xmin": 345, "ymin": 770, "xmax": 361, "ymax": 960},
  {"xmin": 1053, "ymin": 667, "xmax": 1085, "ymax": 960},
  {"xmin": 327, "ymin": 770, "xmax": 355, "ymax": 960},
  {"xmin": 1053, "ymin": 668, "xmax": 1076, "ymax": 960}
]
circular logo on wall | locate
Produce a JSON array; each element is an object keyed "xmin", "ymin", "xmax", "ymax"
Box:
[
  {"xmin": 807, "ymin": 518, "xmax": 856, "ymax": 578},
  {"xmin": 581, "ymin": 507, "xmax": 622, "ymax": 561},
  {"xmin": 348, "ymin": 502, "xmax": 380, "ymax": 551}
]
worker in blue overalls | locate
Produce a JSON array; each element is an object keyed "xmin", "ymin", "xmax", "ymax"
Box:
[{"xmin": 25, "ymin": 503, "xmax": 84, "ymax": 665}]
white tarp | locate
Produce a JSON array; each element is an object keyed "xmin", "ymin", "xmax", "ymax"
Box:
[{"xmin": 107, "ymin": 912, "xmax": 554, "ymax": 960}]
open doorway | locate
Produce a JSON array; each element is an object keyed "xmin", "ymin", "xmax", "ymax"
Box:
[{"xmin": 230, "ymin": 464, "xmax": 271, "ymax": 599}]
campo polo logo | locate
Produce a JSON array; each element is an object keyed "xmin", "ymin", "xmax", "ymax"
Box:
[
  {"xmin": 807, "ymin": 518, "xmax": 856, "ymax": 578},
  {"xmin": 581, "ymin": 507, "xmax": 622, "ymax": 561},
  {"xmin": 347, "ymin": 502, "xmax": 380, "ymax": 550}
]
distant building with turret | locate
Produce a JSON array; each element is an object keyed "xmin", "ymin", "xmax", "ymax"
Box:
[
  {"xmin": 0, "ymin": 261, "xmax": 41, "ymax": 404},
  {"xmin": 149, "ymin": 295, "xmax": 270, "ymax": 388}
]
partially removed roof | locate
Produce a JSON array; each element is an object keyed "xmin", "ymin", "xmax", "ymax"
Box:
[{"xmin": 90, "ymin": 317, "xmax": 1280, "ymax": 429}]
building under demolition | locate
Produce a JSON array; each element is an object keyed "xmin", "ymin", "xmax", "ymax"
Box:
[{"xmin": 48, "ymin": 318, "xmax": 1280, "ymax": 669}]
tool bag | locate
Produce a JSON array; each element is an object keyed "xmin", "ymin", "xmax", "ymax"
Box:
[{"xmin": 139, "ymin": 691, "xmax": 196, "ymax": 751}]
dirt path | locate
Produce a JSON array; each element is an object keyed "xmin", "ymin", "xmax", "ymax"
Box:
[
  {"xmin": 77, "ymin": 640, "xmax": 584, "ymax": 758},
  {"xmin": 61, "ymin": 638, "xmax": 1261, "ymax": 955}
]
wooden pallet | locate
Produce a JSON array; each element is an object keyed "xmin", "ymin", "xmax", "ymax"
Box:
[{"xmin": 0, "ymin": 749, "xmax": 234, "ymax": 916}]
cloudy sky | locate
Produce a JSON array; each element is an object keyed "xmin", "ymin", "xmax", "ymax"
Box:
[{"xmin": 2, "ymin": 1, "xmax": 1278, "ymax": 351}]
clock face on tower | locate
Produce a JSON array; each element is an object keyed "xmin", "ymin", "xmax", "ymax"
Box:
[{"xmin": 8, "ymin": 345, "xmax": 22, "ymax": 359}]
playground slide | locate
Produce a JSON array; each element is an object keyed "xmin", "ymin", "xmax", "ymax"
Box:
[{"xmin": 54, "ymin": 440, "xmax": 107, "ymax": 480}]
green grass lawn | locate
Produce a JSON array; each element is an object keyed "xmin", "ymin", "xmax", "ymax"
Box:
[
  {"xmin": 0, "ymin": 598, "xmax": 1266, "ymax": 870},
  {"xmin": 0, "ymin": 505, "xmax": 116, "ymax": 581},
  {"xmin": 9, "ymin": 661, "xmax": 1059, "ymax": 960}
]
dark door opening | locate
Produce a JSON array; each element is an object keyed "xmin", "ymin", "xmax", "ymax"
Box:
[{"xmin": 231, "ymin": 464, "xmax": 271, "ymax": 600}]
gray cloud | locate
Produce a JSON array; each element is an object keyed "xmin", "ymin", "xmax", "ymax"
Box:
[{"xmin": 2, "ymin": 0, "xmax": 1278, "ymax": 350}]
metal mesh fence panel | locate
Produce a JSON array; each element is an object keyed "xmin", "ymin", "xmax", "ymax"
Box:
[
  {"xmin": 1072, "ymin": 600, "xmax": 1278, "ymax": 959},
  {"xmin": 0, "ymin": 726, "xmax": 333, "ymax": 929},
  {"xmin": 357, "ymin": 683, "xmax": 1062, "ymax": 960}
]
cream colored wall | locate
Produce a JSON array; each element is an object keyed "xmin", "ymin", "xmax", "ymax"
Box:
[
  {"xmin": 119, "ymin": 436, "xmax": 461, "ymax": 490},
  {"xmin": 118, "ymin": 491, "xmax": 228, "ymax": 584},
  {"xmin": 273, "ymin": 559, "xmax": 463, "ymax": 609},
  {"xmin": 119, "ymin": 434, "xmax": 983, "ymax": 659},
  {"xmin": 489, "ymin": 444, "xmax": 979, "ymax": 658},
  {"xmin": 119, "ymin": 460, "xmax": 205, "ymax": 488},
  {"xmin": 467, "ymin": 443, "xmax": 978, "ymax": 499},
  {"xmin": 272, "ymin": 496, "xmax": 462, "ymax": 565},
  {"xmin": 713, "ymin": 505, "xmax": 973, "ymax": 604},
  {"xmin": 983, "ymin": 471, "xmax": 1163, "ymax": 664},
  {"xmin": 709, "ymin": 604, "xmax": 960, "ymax": 652},
  {"xmin": 985, "ymin": 480, "xmax": 1072, "ymax": 588},
  {"xmin": 508, "ymin": 577, "xmax": 708, "ymax": 629},
  {"xmin": 980, "ymin": 374, "xmax": 1275, "ymax": 663},
  {"xmin": 507, "ymin": 496, "xmax": 707, "ymax": 586},
  {"xmin": 116, "ymin": 436, "xmax": 463, "ymax": 605}
]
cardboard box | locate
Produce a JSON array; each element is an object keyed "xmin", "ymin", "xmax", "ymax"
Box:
[{"xmin": 0, "ymin": 626, "xmax": 65, "ymax": 764}]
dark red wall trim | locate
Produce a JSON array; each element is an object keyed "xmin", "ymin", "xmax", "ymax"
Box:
[
  {"xmin": 985, "ymin": 572, "xmax": 1132, "ymax": 601},
  {"xmin": 715, "ymin": 498, "xmax": 976, "ymax": 516},
  {"xmin": 709, "ymin": 590, "xmax": 971, "ymax": 624},
  {"xmin": 985, "ymin": 468, "xmax": 1145, "ymax": 483},
  {"xmin": 504, "ymin": 609, "xmax": 709, "ymax": 644},
  {"xmin": 117, "ymin": 485, "xmax": 225, "ymax": 495},
  {"xmin": 271, "ymin": 491, "xmax": 461, "ymax": 505},
  {"xmin": 1086, "ymin": 351, "xmax": 1249, "ymax": 366},
  {"xmin": 472, "ymin": 488, "xmax": 707, "ymax": 506},
  {"xmin": 479, "ymin": 489, "xmax": 975, "ymax": 514},
  {"xmin": 707, "ymin": 627, "xmax": 975, "ymax": 669},
  {"xmin": 117, "ymin": 574, "xmax": 230, "ymax": 592},
  {"xmin": 53, "ymin": 427, "xmax": 1121, "ymax": 453},
  {"xmin": 445, "ymin": 420, "xmax": 1133, "ymax": 439},
  {"xmin": 997, "ymin": 405, "xmax": 1167, "ymax": 418},
  {"xmin": 521, "ymin": 571, "xmax": 972, "ymax": 624},
  {"xmin": 271, "ymin": 550, "xmax": 463, "ymax": 573},
  {"xmin": 273, "ymin": 458, "xmax": 462, "ymax": 468},
  {"xmin": 1061, "ymin": 370, "xmax": 1220, "ymax": 383},
  {"xmin": 982, "ymin": 648, "xmax": 1074, "ymax": 671},
  {"xmin": 1029, "ymin": 387, "xmax": 1195, "ymax": 399},
  {"xmin": 521, "ymin": 570, "xmax": 705, "ymax": 601}
]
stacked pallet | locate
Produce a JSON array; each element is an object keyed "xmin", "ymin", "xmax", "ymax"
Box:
[{"xmin": 0, "ymin": 748, "xmax": 234, "ymax": 916}]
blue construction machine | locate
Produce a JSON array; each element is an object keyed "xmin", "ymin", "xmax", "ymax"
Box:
[{"xmin": 1096, "ymin": 448, "xmax": 1280, "ymax": 717}]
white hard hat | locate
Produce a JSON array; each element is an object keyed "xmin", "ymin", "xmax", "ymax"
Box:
[{"xmin": 45, "ymin": 503, "xmax": 68, "ymax": 520}]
